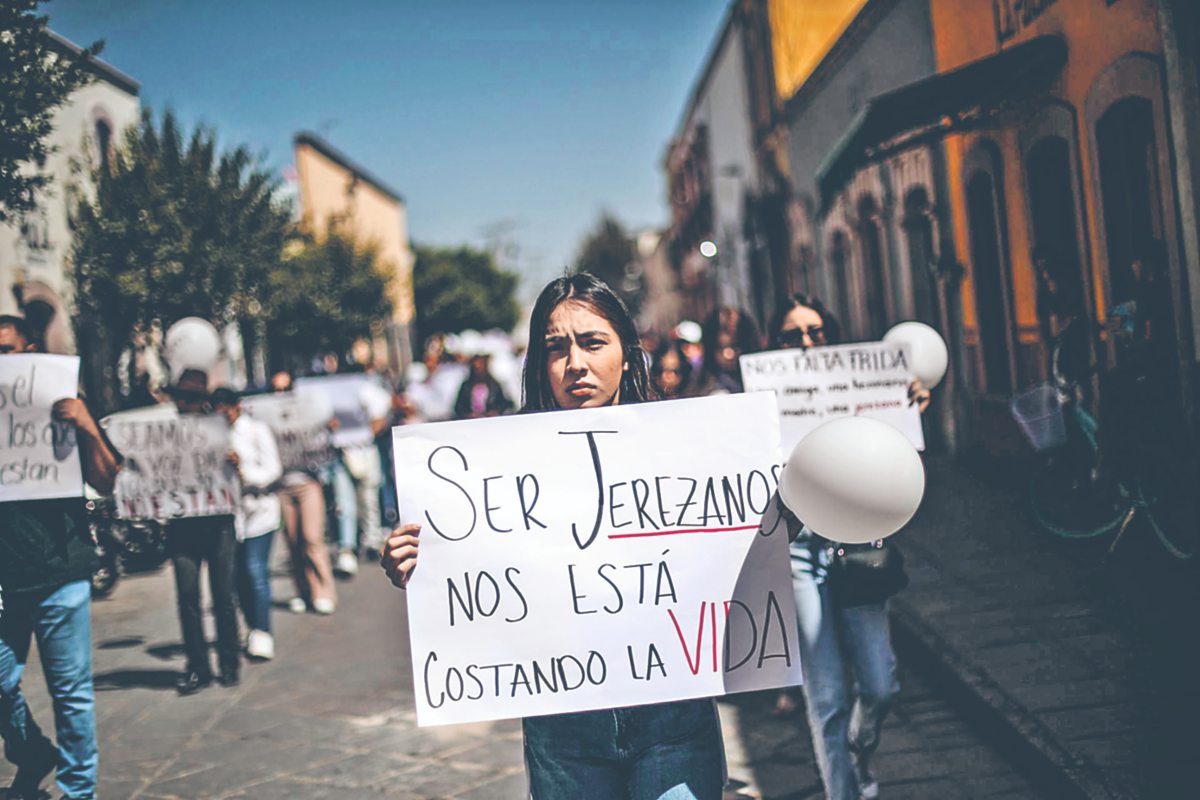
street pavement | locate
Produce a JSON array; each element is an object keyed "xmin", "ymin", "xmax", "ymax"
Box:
[{"xmin": 2, "ymin": 548, "xmax": 1044, "ymax": 799}]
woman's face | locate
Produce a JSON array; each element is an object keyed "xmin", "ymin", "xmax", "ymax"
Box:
[
  {"xmin": 545, "ymin": 300, "xmax": 626, "ymax": 409},
  {"xmin": 656, "ymin": 349, "xmax": 684, "ymax": 395},
  {"xmin": 778, "ymin": 305, "xmax": 827, "ymax": 350}
]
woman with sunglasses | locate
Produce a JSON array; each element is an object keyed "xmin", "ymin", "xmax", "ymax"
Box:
[
  {"xmin": 381, "ymin": 274, "xmax": 726, "ymax": 800},
  {"xmin": 769, "ymin": 294, "xmax": 927, "ymax": 800}
]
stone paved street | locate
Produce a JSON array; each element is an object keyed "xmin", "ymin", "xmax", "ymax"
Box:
[{"xmin": 2, "ymin": 552, "xmax": 1044, "ymax": 799}]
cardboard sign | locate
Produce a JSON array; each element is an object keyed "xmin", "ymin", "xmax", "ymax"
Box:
[
  {"xmin": 740, "ymin": 342, "xmax": 925, "ymax": 454},
  {"xmin": 103, "ymin": 406, "xmax": 240, "ymax": 519},
  {"xmin": 0, "ymin": 354, "xmax": 84, "ymax": 502},
  {"xmin": 242, "ymin": 392, "xmax": 336, "ymax": 473},
  {"xmin": 295, "ymin": 374, "xmax": 379, "ymax": 447},
  {"xmin": 393, "ymin": 393, "xmax": 803, "ymax": 727}
]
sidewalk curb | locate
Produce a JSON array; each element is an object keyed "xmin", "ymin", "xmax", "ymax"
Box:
[{"xmin": 889, "ymin": 597, "xmax": 1137, "ymax": 800}]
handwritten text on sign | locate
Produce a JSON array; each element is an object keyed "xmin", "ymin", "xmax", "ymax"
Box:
[
  {"xmin": 242, "ymin": 392, "xmax": 336, "ymax": 473},
  {"xmin": 740, "ymin": 342, "xmax": 924, "ymax": 453},
  {"xmin": 393, "ymin": 393, "xmax": 803, "ymax": 726},
  {"xmin": 0, "ymin": 354, "xmax": 83, "ymax": 502},
  {"xmin": 103, "ymin": 407, "xmax": 240, "ymax": 519}
]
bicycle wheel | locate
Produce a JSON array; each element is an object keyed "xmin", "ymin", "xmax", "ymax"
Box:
[
  {"xmin": 1136, "ymin": 457, "xmax": 1198, "ymax": 560},
  {"xmin": 1029, "ymin": 455, "xmax": 1127, "ymax": 539}
]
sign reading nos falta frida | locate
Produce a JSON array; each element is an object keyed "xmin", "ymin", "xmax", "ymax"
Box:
[{"xmin": 392, "ymin": 393, "xmax": 803, "ymax": 727}]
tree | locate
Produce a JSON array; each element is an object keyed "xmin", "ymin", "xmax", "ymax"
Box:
[
  {"xmin": 0, "ymin": 0, "xmax": 102, "ymax": 221},
  {"xmin": 412, "ymin": 244, "xmax": 521, "ymax": 342},
  {"xmin": 264, "ymin": 228, "xmax": 392, "ymax": 368},
  {"xmin": 574, "ymin": 212, "xmax": 638, "ymax": 311},
  {"xmin": 71, "ymin": 109, "xmax": 292, "ymax": 408}
]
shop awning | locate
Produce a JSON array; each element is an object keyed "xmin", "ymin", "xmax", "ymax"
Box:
[{"xmin": 816, "ymin": 35, "xmax": 1067, "ymax": 208}]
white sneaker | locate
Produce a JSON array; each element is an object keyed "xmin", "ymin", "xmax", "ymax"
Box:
[
  {"xmin": 246, "ymin": 630, "xmax": 275, "ymax": 660},
  {"xmin": 312, "ymin": 597, "xmax": 336, "ymax": 615},
  {"xmin": 335, "ymin": 550, "xmax": 359, "ymax": 577},
  {"xmin": 287, "ymin": 597, "xmax": 307, "ymax": 614}
]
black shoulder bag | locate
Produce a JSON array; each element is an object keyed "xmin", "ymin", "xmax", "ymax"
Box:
[{"xmin": 826, "ymin": 539, "xmax": 909, "ymax": 608}]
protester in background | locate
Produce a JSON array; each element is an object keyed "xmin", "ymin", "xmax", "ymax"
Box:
[
  {"xmin": 336, "ymin": 372, "xmax": 393, "ymax": 564},
  {"xmin": 453, "ymin": 352, "xmax": 512, "ymax": 419},
  {"xmin": 675, "ymin": 319, "xmax": 704, "ymax": 372},
  {"xmin": 768, "ymin": 294, "xmax": 927, "ymax": 800},
  {"xmin": 269, "ymin": 370, "xmax": 338, "ymax": 612},
  {"xmin": 162, "ymin": 369, "xmax": 242, "ymax": 693},
  {"xmin": 651, "ymin": 337, "xmax": 693, "ymax": 399},
  {"xmin": 1032, "ymin": 242, "xmax": 1088, "ymax": 389},
  {"xmin": 382, "ymin": 274, "xmax": 727, "ymax": 800},
  {"xmin": 0, "ymin": 304, "xmax": 119, "ymax": 800},
  {"xmin": 689, "ymin": 306, "xmax": 762, "ymax": 395},
  {"xmin": 212, "ymin": 388, "xmax": 283, "ymax": 661}
]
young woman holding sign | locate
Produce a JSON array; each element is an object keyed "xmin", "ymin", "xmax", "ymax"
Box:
[
  {"xmin": 381, "ymin": 274, "xmax": 726, "ymax": 800},
  {"xmin": 769, "ymin": 294, "xmax": 928, "ymax": 800}
]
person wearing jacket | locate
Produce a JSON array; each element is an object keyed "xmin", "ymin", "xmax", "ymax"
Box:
[
  {"xmin": 212, "ymin": 388, "xmax": 283, "ymax": 661},
  {"xmin": 0, "ymin": 304, "xmax": 120, "ymax": 800}
]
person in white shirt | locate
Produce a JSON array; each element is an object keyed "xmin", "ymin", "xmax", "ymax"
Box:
[
  {"xmin": 212, "ymin": 388, "xmax": 283, "ymax": 660},
  {"xmin": 334, "ymin": 373, "xmax": 393, "ymax": 573}
]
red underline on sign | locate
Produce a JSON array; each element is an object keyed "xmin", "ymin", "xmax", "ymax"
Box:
[{"xmin": 608, "ymin": 524, "xmax": 759, "ymax": 540}]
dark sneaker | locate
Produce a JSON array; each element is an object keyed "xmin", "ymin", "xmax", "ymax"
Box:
[
  {"xmin": 176, "ymin": 670, "xmax": 213, "ymax": 695},
  {"xmin": 217, "ymin": 670, "xmax": 240, "ymax": 688}
]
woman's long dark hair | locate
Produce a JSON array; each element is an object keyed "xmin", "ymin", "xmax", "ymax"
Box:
[
  {"xmin": 521, "ymin": 273, "xmax": 656, "ymax": 411},
  {"xmin": 768, "ymin": 293, "xmax": 843, "ymax": 347}
]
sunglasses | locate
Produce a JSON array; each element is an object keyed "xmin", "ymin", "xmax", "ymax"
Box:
[{"xmin": 777, "ymin": 326, "xmax": 825, "ymax": 348}]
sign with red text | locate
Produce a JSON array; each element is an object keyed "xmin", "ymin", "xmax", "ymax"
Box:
[
  {"xmin": 740, "ymin": 342, "xmax": 925, "ymax": 455},
  {"xmin": 103, "ymin": 406, "xmax": 240, "ymax": 519},
  {"xmin": 0, "ymin": 354, "xmax": 83, "ymax": 502},
  {"xmin": 392, "ymin": 393, "xmax": 802, "ymax": 726}
]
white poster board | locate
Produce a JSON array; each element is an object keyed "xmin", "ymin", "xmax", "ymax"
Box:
[
  {"xmin": 103, "ymin": 406, "xmax": 240, "ymax": 519},
  {"xmin": 393, "ymin": 393, "xmax": 803, "ymax": 727},
  {"xmin": 740, "ymin": 342, "xmax": 925, "ymax": 454},
  {"xmin": 295, "ymin": 374, "xmax": 374, "ymax": 447},
  {"xmin": 0, "ymin": 354, "xmax": 84, "ymax": 501},
  {"xmin": 242, "ymin": 392, "xmax": 336, "ymax": 473}
]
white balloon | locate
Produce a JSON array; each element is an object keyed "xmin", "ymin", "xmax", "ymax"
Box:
[
  {"xmin": 164, "ymin": 317, "xmax": 222, "ymax": 373},
  {"xmin": 883, "ymin": 321, "xmax": 948, "ymax": 389},
  {"xmin": 778, "ymin": 416, "xmax": 925, "ymax": 544}
]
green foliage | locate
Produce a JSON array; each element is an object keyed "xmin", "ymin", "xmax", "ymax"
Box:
[
  {"xmin": 72, "ymin": 109, "xmax": 292, "ymax": 345},
  {"xmin": 574, "ymin": 212, "xmax": 638, "ymax": 311},
  {"xmin": 0, "ymin": 0, "xmax": 102, "ymax": 221},
  {"xmin": 264, "ymin": 228, "xmax": 392, "ymax": 361},
  {"xmin": 412, "ymin": 243, "xmax": 521, "ymax": 340}
]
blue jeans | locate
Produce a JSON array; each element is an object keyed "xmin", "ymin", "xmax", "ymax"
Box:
[
  {"xmin": 237, "ymin": 532, "xmax": 275, "ymax": 632},
  {"xmin": 792, "ymin": 562, "xmax": 899, "ymax": 800},
  {"xmin": 0, "ymin": 580, "xmax": 97, "ymax": 799},
  {"xmin": 320, "ymin": 461, "xmax": 358, "ymax": 552},
  {"xmin": 522, "ymin": 699, "xmax": 725, "ymax": 800}
]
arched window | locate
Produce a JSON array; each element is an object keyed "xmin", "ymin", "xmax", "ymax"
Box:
[
  {"xmin": 856, "ymin": 195, "xmax": 889, "ymax": 338},
  {"xmin": 965, "ymin": 143, "xmax": 1015, "ymax": 394},
  {"xmin": 829, "ymin": 230, "xmax": 853, "ymax": 326},
  {"xmin": 902, "ymin": 188, "xmax": 937, "ymax": 323},
  {"xmin": 94, "ymin": 118, "xmax": 112, "ymax": 174}
]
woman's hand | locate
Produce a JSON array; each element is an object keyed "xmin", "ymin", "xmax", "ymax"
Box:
[
  {"xmin": 380, "ymin": 523, "xmax": 421, "ymax": 589},
  {"xmin": 907, "ymin": 379, "xmax": 931, "ymax": 414}
]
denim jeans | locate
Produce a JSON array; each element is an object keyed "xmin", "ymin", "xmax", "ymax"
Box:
[
  {"xmin": 0, "ymin": 579, "xmax": 97, "ymax": 799},
  {"xmin": 320, "ymin": 461, "xmax": 358, "ymax": 553},
  {"xmin": 237, "ymin": 531, "xmax": 275, "ymax": 632},
  {"xmin": 792, "ymin": 560, "xmax": 900, "ymax": 800},
  {"xmin": 522, "ymin": 698, "xmax": 725, "ymax": 800}
]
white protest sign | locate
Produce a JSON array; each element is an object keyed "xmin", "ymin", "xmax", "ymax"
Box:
[
  {"xmin": 296, "ymin": 374, "xmax": 375, "ymax": 447},
  {"xmin": 103, "ymin": 406, "xmax": 240, "ymax": 519},
  {"xmin": 0, "ymin": 354, "xmax": 83, "ymax": 501},
  {"xmin": 242, "ymin": 392, "xmax": 336, "ymax": 473},
  {"xmin": 393, "ymin": 393, "xmax": 803, "ymax": 727},
  {"xmin": 740, "ymin": 342, "xmax": 925, "ymax": 455}
]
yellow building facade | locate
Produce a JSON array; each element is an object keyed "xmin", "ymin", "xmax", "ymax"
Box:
[
  {"xmin": 293, "ymin": 132, "xmax": 416, "ymax": 370},
  {"xmin": 931, "ymin": 0, "xmax": 1189, "ymax": 405}
]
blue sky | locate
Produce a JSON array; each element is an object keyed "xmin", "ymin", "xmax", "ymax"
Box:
[{"xmin": 47, "ymin": 0, "xmax": 729, "ymax": 300}]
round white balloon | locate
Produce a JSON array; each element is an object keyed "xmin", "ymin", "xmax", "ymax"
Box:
[
  {"xmin": 778, "ymin": 416, "xmax": 925, "ymax": 544},
  {"xmin": 883, "ymin": 321, "xmax": 948, "ymax": 389},
  {"xmin": 164, "ymin": 317, "xmax": 222, "ymax": 372}
]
